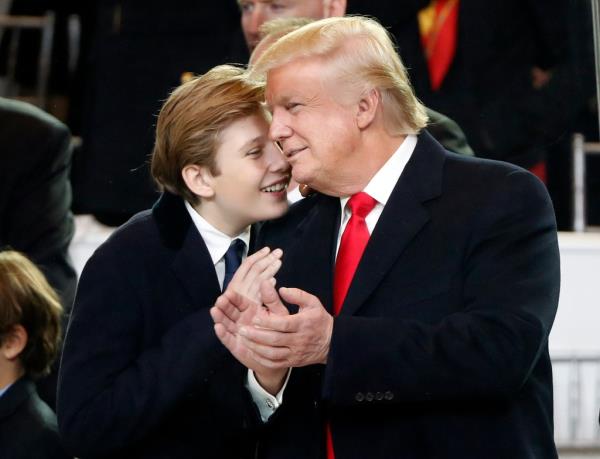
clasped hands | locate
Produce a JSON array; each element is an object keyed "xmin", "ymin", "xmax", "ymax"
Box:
[{"xmin": 209, "ymin": 247, "xmax": 333, "ymax": 394}]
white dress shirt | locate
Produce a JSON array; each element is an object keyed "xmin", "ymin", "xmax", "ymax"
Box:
[
  {"xmin": 185, "ymin": 202, "xmax": 290, "ymax": 421},
  {"xmin": 336, "ymin": 134, "xmax": 417, "ymax": 253}
]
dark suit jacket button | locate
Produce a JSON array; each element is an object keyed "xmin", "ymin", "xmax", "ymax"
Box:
[
  {"xmin": 355, "ymin": 392, "xmax": 365, "ymax": 402},
  {"xmin": 365, "ymin": 392, "xmax": 374, "ymax": 402},
  {"xmin": 375, "ymin": 392, "xmax": 384, "ymax": 401},
  {"xmin": 384, "ymin": 391, "xmax": 394, "ymax": 401}
]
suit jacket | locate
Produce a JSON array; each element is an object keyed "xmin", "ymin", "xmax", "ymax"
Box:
[
  {"xmin": 255, "ymin": 132, "xmax": 560, "ymax": 458},
  {"xmin": 0, "ymin": 377, "xmax": 70, "ymax": 459},
  {"xmin": 58, "ymin": 192, "xmax": 259, "ymax": 459},
  {"xmin": 348, "ymin": 0, "xmax": 568, "ymax": 168},
  {"xmin": 0, "ymin": 97, "xmax": 76, "ymax": 309}
]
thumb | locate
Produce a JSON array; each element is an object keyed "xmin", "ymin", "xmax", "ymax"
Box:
[
  {"xmin": 279, "ymin": 287, "xmax": 319, "ymax": 311},
  {"xmin": 260, "ymin": 280, "xmax": 288, "ymax": 316}
]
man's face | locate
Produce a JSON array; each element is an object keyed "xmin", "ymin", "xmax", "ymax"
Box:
[
  {"xmin": 206, "ymin": 113, "xmax": 290, "ymax": 235},
  {"xmin": 239, "ymin": 0, "xmax": 327, "ymax": 51},
  {"xmin": 266, "ymin": 58, "xmax": 362, "ymax": 196}
]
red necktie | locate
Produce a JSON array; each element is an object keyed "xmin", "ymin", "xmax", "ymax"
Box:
[
  {"xmin": 418, "ymin": 0, "xmax": 460, "ymax": 91},
  {"xmin": 327, "ymin": 192, "xmax": 377, "ymax": 459}
]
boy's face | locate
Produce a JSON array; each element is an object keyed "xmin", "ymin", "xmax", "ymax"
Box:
[{"xmin": 204, "ymin": 113, "xmax": 290, "ymax": 235}]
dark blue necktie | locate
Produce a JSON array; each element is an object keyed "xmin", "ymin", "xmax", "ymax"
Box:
[{"xmin": 222, "ymin": 239, "xmax": 246, "ymax": 290}]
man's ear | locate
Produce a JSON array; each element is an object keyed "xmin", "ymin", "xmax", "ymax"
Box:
[
  {"xmin": 356, "ymin": 88, "xmax": 380, "ymax": 130},
  {"xmin": 327, "ymin": 0, "xmax": 347, "ymax": 17},
  {"xmin": 181, "ymin": 164, "xmax": 215, "ymax": 199},
  {"xmin": 1, "ymin": 325, "xmax": 27, "ymax": 361}
]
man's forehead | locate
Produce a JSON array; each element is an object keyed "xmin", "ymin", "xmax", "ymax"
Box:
[{"xmin": 238, "ymin": 0, "xmax": 326, "ymax": 10}]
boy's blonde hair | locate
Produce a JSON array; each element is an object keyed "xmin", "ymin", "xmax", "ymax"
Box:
[{"xmin": 151, "ymin": 65, "xmax": 267, "ymax": 204}]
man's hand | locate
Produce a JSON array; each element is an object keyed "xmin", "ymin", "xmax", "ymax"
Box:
[
  {"xmin": 238, "ymin": 281, "xmax": 333, "ymax": 369},
  {"xmin": 210, "ymin": 284, "xmax": 290, "ymax": 394}
]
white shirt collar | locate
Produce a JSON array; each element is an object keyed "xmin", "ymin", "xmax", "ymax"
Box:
[
  {"xmin": 184, "ymin": 201, "xmax": 250, "ymax": 265},
  {"xmin": 340, "ymin": 134, "xmax": 417, "ymax": 210}
]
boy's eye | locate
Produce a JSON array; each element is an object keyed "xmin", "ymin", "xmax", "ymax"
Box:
[{"xmin": 246, "ymin": 148, "xmax": 262, "ymax": 157}]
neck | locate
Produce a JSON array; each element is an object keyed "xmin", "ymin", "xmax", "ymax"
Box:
[
  {"xmin": 327, "ymin": 131, "xmax": 407, "ymax": 197},
  {"xmin": 192, "ymin": 203, "xmax": 247, "ymax": 238},
  {"xmin": 0, "ymin": 359, "xmax": 25, "ymax": 390}
]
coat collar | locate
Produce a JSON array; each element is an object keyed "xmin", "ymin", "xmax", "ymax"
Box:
[
  {"xmin": 0, "ymin": 377, "xmax": 35, "ymax": 421},
  {"xmin": 280, "ymin": 131, "xmax": 446, "ymax": 315},
  {"xmin": 339, "ymin": 130, "xmax": 445, "ymax": 316},
  {"xmin": 151, "ymin": 192, "xmax": 258, "ymax": 306}
]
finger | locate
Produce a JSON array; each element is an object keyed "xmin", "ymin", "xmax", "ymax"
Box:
[
  {"xmin": 242, "ymin": 337, "xmax": 290, "ymax": 361},
  {"xmin": 214, "ymin": 323, "xmax": 236, "ymax": 349},
  {"xmin": 210, "ymin": 306, "xmax": 239, "ymax": 335},
  {"xmin": 246, "ymin": 347, "xmax": 290, "ymax": 370},
  {"xmin": 240, "ymin": 249, "xmax": 283, "ymax": 286},
  {"xmin": 239, "ymin": 324, "xmax": 291, "ymax": 345},
  {"xmin": 228, "ymin": 247, "xmax": 271, "ymax": 285},
  {"xmin": 243, "ymin": 251, "xmax": 283, "ymax": 299},
  {"xmin": 279, "ymin": 287, "xmax": 321, "ymax": 311},
  {"xmin": 260, "ymin": 280, "xmax": 289, "ymax": 316},
  {"xmin": 214, "ymin": 295, "xmax": 242, "ymax": 321},
  {"xmin": 223, "ymin": 289, "xmax": 259, "ymax": 312},
  {"xmin": 256, "ymin": 258, "xmax": 282, "ymax": 282}
]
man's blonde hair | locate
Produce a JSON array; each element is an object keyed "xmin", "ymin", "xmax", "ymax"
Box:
[
  {"xmin": 151, "ymin": 65, "xmax": 266, "ymax": 204},
  {"xmin": 250, "ymin": 16, "xmax": 428, "ymax": 135},
  {"xmin": 0, "ymin": 250, "xmax": 63, "ymax": 379}
]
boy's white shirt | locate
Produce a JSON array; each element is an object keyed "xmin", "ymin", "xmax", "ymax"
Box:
[{"xmin": 185, "ymin": 201, "xmax": 289, "ymax": 421}]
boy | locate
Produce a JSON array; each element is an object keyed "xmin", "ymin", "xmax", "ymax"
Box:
[
  {"xmin": 57, "ymin": 65, "xmax": 290, "ymax": 458},
  {"xmin": 0, "ymin": 250, "xmax": 70, "ymax": 459}
]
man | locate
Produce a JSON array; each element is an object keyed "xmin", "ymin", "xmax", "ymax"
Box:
[
  {"xmin": 212, "ymin": 16, "xmax": 560, "ymax": 458},
  {"xmin": 238, "ymin": 0, "xmax": 473, "ymax": 159},
  {"xmin": 0, "ymin": 250, "xmax": 70, "ymax": 459}
]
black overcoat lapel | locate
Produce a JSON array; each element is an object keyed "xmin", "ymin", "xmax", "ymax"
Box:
[
  {"xmin": 153, "ymin": 192, "xmax": 221, "ymax": 308},
  {"xmin": 340, "ymin": 132, "xmax": 445, "ymax": 316},
  {"xmin": 278, "ymin": 194, "xmax": 341, "ymax": 313}
]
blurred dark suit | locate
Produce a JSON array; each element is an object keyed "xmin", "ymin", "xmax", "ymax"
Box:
[
  {"xmin": 348, "ymin": 0, "xmax": 568, "ymax": 169},
  {"xmin": 0, "ymin": 97, "xmax": 76, "ymax": 308},
  {"xmin": 0, "ymin": 377, "xmax": 70, "ymax": 459},
  {"xmin": 71, "ymin": 1, "xmax": 247, "ymax": 224},
  {"xmin": 58, "ymin": 192, "xmax": 258, "ymax": 458},
  {"xmin": 0, "ymin": 97, "xmax": 76, "ymax": 410}
]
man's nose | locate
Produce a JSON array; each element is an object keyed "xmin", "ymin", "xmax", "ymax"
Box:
[
  {"xmin": 246, "ymin": 8, "xmax": 266, "ymax": 44},
  {"xmin": 269, "ymin": 110, "xmax": 293, "ymax": 143}
]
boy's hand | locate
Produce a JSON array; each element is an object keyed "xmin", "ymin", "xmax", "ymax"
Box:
[{"xmin": 225, "ymin": 247, "xmax": 282, "ymax": 303}]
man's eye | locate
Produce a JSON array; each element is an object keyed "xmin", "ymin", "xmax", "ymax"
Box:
[
  {"xmin": 239, "ymin": 2, "xmax": 254, "ymax": 13},
  {"xmin": 270, "ymin": 3, "xmax": 287, "ymax": 13},
  {"xmin": 286, "ymin": 102, "xmax": 301, "ymax": 111}
]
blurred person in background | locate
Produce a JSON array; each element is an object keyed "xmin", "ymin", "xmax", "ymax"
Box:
[
  {"xmin": 0, "ymin": 96, "xmax": 76, "ymax": 410},
  {"xmin": 0, "ymin": 250, "xmax": 70, "ymax": 459}
]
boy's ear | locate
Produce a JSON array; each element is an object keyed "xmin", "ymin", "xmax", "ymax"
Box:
[
  {"xmin": 1, "ymin": 325, "xmax": 27, "ymax": 361},
  {"xmin": 181, "ymin": 164, "xmax": 215, "ymax": 199}
]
